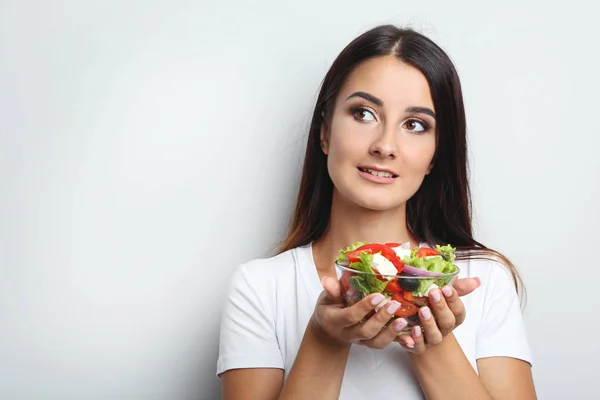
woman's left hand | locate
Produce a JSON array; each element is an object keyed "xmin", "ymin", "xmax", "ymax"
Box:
[{"xmin": 397, "ymin": 277, "xmax": 479, "ymax": 354}]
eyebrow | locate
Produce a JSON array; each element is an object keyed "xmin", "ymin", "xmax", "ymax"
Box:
[
  {"xmin": 346, "ymin": 91, "xmax": 437, "ymax": 120},
  {"xmin": 346, "ymin": 91, "xmax": 384, "ymax": 106},
  {"xmin": 405, "ymin": 106, "xmax": 436, "ymax": 120}
]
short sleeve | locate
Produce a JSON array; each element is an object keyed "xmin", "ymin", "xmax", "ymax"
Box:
[
  {"xmin": 475, "ymin": 262, "xmax": 533, "ymax": 365},
  {"xmin": 216, "ymin": 263, "xmax": 284, "ymax": 377}
]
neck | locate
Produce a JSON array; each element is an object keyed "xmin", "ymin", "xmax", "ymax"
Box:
[{"xmin": 312, "ymin": 190, "xmax": 416, "ymax": 273}]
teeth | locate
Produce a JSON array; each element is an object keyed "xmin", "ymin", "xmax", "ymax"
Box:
[{"xmin": 364, "ymin": 168, "xmax": 394, "ymax": 178}]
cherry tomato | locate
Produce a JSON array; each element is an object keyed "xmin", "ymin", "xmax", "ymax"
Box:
[
  {"xmin": 391, "ymin": 293, "xmax": 419, "ymax": 317},
  {"xmin": 384, "ymin": 279, "xmax": 402, "ymax": 293}
]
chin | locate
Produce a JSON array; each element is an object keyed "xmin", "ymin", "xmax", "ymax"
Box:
[{"xmin": 346, "ymin": 192, "xmax": 404, "ymax": 212}]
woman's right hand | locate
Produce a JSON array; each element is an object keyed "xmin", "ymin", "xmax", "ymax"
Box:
[{"xmin": 311, "ymin": 276, "xmax": 408, "ymax": 349}]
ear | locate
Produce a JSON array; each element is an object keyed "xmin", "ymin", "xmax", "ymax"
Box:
[
  {"xmin": 426, "ymin": 162, "xmax": 434, "ymax": 175},
  {"xmin": 320, "ymin": 116, "xmax": 330, "ymax": 155}
]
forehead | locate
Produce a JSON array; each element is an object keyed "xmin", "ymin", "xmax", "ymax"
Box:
[{"xmin": 339, "ymin": 55, "xmax": 434, "ymax": 111}]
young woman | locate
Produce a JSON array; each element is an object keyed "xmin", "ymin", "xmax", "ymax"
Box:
[{"xmin": 217, "ymin": 25, "xmax": 537, "ymax": 399}]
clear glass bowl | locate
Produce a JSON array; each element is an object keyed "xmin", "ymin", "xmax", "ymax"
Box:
[{"xmin": 335, "ymin": 261, "xmax": 460, "ymax": 334}]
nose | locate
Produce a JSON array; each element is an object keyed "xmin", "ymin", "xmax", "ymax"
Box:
[{"xmin": 369, "ymin": 123, "xmax": 397, "ymax": 159}]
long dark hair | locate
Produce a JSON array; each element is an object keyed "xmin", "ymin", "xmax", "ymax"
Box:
[{"xmin": 278, "ymin": 25, "xmax": 524, "ymax": 297}]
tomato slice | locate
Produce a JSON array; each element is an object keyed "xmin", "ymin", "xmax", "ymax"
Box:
[
  {"xmin": 416, "ymin": 247, "xmax": 440, "ymax": 257},
  {"xmin": 402, "ymin": 291, "xmax": 413, "ymax": 301},
  {"xmin": 384, "ymin": 279, "xmax": 402, "ymax": 293},
  {"xmin": 391, "ymin": 293, "xmax": 419, "ymax": 317},
  {"xmin": 385, "ymin": 242, "xmax": 401, "ymax": 247},
  {"xmin": 346, "ymin": 243, "xmax": 405, "ymax": 273}
]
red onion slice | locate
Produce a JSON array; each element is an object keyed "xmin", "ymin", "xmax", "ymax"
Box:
[{"xmin": 401, "ymin": 265, "xmax": 443, "ymax": 277}]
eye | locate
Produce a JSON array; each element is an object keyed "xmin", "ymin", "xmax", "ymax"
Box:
[
  {"xmin": 404, "ymin": 119, "xmax": 428, "ymax": 133},
  {"xmin": 351, "ymin": 107, "xmax": 376, "ymax": 122}
]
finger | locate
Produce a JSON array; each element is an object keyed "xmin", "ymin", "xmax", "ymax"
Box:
[
  {"xmin": 441, "ymin": 285, "xmax": 466, "ymax": 326},
  {"xmin": 398, "ymin": 326, "xmax": 425, "ymax": 353},
  {"xmin": 346, "ymin": 299, "xmax": 402, "ymax": 341},
  {"xmin": 412, "ymin": 326, "xmax": 427, "ymax": 354},
  {"xmin": 419, "ymin": 306, "xmax": 444, "ymax": 345},
  {"xmin": 330, "ymin": 292, "xmax": 387, "ymax": 327},
  {"xmin": 321, "ymin": 276, "xmax": 344, "ymax": 304},
  {"xmin": 396, "ymin": 332, "xmax": 415, "ymax": 349},
  {"xmin": 359, "ymin": 318, "xmax": 408, "ymax": 349},
  {"xmin": 428, "ymin": 289, "xmax": 456, "ymax": 336},
  {"xmin": 453, "ymin": 277, "xmax": 480, "ymax": 297}
]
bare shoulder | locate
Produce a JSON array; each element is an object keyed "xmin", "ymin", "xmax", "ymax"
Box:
[{"xmin": 221, "ymin": 368, "xmax": 284, "ymax": 400}]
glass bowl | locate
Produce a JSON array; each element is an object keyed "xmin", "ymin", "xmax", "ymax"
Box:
[{"xmin": 335, "ymin": 261, "xmax": 460, "ymax": 334}]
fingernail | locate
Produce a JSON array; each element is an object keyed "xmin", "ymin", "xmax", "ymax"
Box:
[
  {"xmin": 405, "ymin": 342, "xmax": 415, "ymax": 348},
  {"xmin": 394, "ymin": 318, "xmax": 407, "ymax": 332},
  {"xmin": 475, "ymin": 277, "xmax": 481, "ymax": 287},
  {"xmin": 387, "ymin": 301, "xmax": 401, "ymax": 314},
  {"xmin": 442, "ymin": 286, "xmax": 453, "ymax": 297},
  {"xmin": 320, "ymin": 276, "xmax": 327, "ymax": 288},
  {"xmin": 371, "ymin": 293, "xmax": 385, "ymax": 306},
  {"xmin": 414, "ymin": 326, "xmax": 422, "ymax": 337},
  {"xmin": 430, "ymin": 289, "xmax": 441, "ymax": 302},
  {"xmin": 420, "ymin": 307, "xmax": 432, "ymax": 320}
]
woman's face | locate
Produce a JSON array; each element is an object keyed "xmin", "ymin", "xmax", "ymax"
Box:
[{"xmin": 321, "ymin": 55, "xmax": 437, "ymax": 212}]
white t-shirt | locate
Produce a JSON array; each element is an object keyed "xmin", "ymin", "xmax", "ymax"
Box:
[{"xmin": 217, "ymin": 243, "xmax": 532, "ymax": 399}]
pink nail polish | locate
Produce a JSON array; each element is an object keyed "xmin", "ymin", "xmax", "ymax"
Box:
[
  {"xmin": 414, "ymin": 326, "xmax": 422, "ymax": 337},
  {"xmin": 420, "ymin": 307, "xmax": 432, "ymax": 320},
  {"xmin": 371, "ymin": 293, "xmax": 385, "ymax": 306},
  {"xmin": 430, "ymin": 289, "xmax": 441, "ymax": 302},
  {"xmin": 394, "ymin": 318, "xmax": 407, "ymax": 332},
  {"xmin": 387, "ymin": 301, "xmax": 401, "ymax": 314},
  {"xmin": 442, "ymin": 286, "xmax": 453, "ymax": 297}
]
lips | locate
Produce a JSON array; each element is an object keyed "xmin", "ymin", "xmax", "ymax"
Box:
[{"xmin": 358, "ymin": 167, "xmax": 398, "ymax": 178}]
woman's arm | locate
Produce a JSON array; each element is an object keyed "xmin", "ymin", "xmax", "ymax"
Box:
[
  {"xmin": 397, "ymin": 272, "xmax": 536, "ymax": 400},
  {"xmin": 409, "ymin": 334, "xmax": 536, "ymax": 400},
  {"xmin": 278, "ymin": 319, "xmax": 352, "ymax": 399},
  {"xmin": 222, "ymin": 369, "xmax": 284, "ymax": 400},
  {"xmin": 222, "ymin": 320, "xmax": 351, "ymax": 400},
  {"xmin": 477, "ymin": 356, "xmax": 537, "ymax": 400},
  {"xmin": 410, "ymin": 334, "xmax": 492, "ymax": 400},
  {"xmin": 221, "ymin": 277, "xmax": 405, "ymax": 400}
]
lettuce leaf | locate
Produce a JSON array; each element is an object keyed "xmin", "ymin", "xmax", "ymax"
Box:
[
  {"xmin": 336, "ymin": 241, "xmax": 367, "ymax": 263},
  {"xmin": 401, "ymin": 245, "xmax": 458, "ymax": 295},
  {"xmin": 415, "ymin": 278, "xmax": 435, "ymax": 295},
  {"xmin": 347, "ymin": 252, "xmax": 388, "ymax": 295},
  {"xmin": 436, "ymin": 244, "xmax": 457, "ymax": 263},
  {"xmin": 401, "ymin": 246, "xmax": 458, "ymax": 274}
]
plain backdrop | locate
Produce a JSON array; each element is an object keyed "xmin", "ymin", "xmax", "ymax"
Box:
[{"xmin": 1, "ymin": 0, "xmax": 599, "ymax": 399}]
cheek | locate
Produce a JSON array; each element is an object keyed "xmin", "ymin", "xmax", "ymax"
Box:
[
  {"xmin": 326, "ymin": 120, "xmax": 367, "ymax": 166},
  {"xmin": 327, "ymin": 139, "xmax": 355, "ymax": 178},
  {"xmin": 399, "ymin": 139, "xmax": 436, "ymax": 172}
]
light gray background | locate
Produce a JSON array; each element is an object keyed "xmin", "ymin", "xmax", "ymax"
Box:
[{"xmin": 1, "ymin": 1, "xmax": 598, "ymax": 399}]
